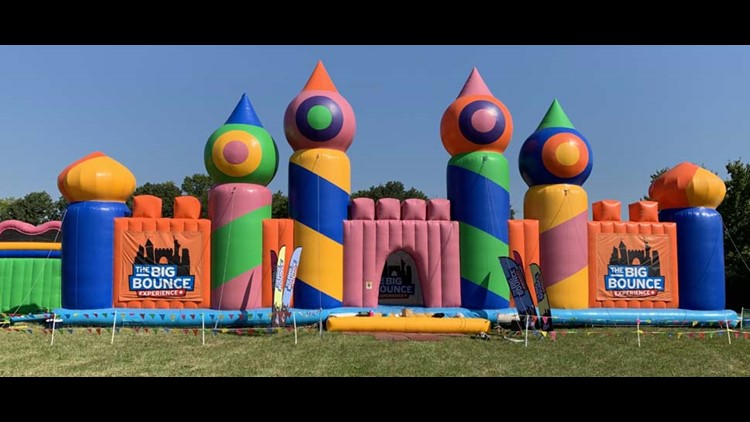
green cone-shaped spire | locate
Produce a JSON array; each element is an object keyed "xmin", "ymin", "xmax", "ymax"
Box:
[{"xmin": 536, "ymin": 99, "xmax": 575, "ymax": 131}]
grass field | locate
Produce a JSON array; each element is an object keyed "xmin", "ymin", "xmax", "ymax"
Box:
[{"xmin": 1, "ymin": 325, "xmax": 749, "ymax": 376}]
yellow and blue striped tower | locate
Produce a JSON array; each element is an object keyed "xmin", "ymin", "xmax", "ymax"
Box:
[
  {"xmin": 519, "ymin": 99, "xmax": 593, "ymax": 309},
  {"xmin": 441, "ymin": 68, "xmax": 514, "ymax": 309},
  {"xmin": 284, "ymin": 61, "xmax": 355, "ymax": 309}
]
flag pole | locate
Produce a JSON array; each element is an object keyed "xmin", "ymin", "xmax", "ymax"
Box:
[
  {"xmin": 50, "ymin": 313, "xmax": 57, "ymax": 346},
  {"xmin": 293, "ymin": 312, "xmax": 298, "ymax": 345},
  {"xmin": 636, "ymin": 317, "xmax": 641, "ymax": 348},
  {"xmin": 726, "ymin": 318, "xmax": 732, "ymax": 345},
  {"xmin": 110, "ymin": 312, "xmax": 117, "ymax": 345},
  {"xmin": 524, "ymin": 315, "xmax": 529, "ymax": 348}
]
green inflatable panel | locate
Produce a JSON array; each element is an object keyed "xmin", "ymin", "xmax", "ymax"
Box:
[{"xmin": 0, "ymin": 258, "xmax": 61, "ymax": 314}]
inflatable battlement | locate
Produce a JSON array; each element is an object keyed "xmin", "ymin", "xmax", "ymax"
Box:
[
  {"xmin": 113, "ymin": 195, "xmax": 211, "ymax": 309},
  {"xmin": 343, "ymin": 198, "xmax": 459, "ymax": 308},
  {"xmin": 348, "ymin": 198, "xmax": 452, "ymax": 221},
  {"xmin": 588, "ymin": 200, "xmax": 679, "ymax": 309}
]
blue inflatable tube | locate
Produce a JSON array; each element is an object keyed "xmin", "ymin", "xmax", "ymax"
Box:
[
  {"xmin": 0, "ymin": 250, "xmax": 61, "ymax": 258},
  {"xmin": 48, "ymin": 308, "xmax": 326, "ymax": 327},
  {"xmin": 7, "ymin": 313, "xmax": 51, "ymax": 323},
  {"xmin": 41, "ymin": 306, "xmax": 740, "ymax": 328},
  {"xmin": 510, "ymin": 308, "xmax": 740, "ymax": 327},
  {"xmin": 659, "ymin": 207, "xmax": 726, "ymax": 310},
  {"xmin": 61, "ymin": 201, "xmax": 130, "ymax": 309}
]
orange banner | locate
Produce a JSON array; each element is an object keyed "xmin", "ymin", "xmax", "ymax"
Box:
[
  {"xmin": 595, "ymin": 233, "xmax": 674, "ymax": 302},
  {"xmin": 116, "ymin": 230, "xmax": 207, "ymax": 303}
]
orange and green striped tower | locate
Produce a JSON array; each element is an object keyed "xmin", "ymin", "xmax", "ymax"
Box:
[{"xmin": 442, "ymin": 68, "xmax": 514, "ymax": 309}]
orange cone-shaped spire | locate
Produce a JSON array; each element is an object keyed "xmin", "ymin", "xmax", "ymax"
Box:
[
  {"xmin": 457, "ymin": 67, "xmax": 493, "ymax": 98},
  {"xmin": 302, "ymin": 60, "xmax": 338, "ymax": 92}
]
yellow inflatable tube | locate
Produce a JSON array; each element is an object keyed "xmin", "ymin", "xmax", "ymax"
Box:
[
  {"xmin": 326, "ymin": 316, "xmax": 490, "ymax": 333},
  {"xmin": 0, "ymin": 242, "xmax": 61, "ymax": 250}
]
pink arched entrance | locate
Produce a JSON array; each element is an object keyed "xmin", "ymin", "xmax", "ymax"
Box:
[
  {"xmin": 379, "ymin": 249, "xmax": 423, "ymax": 306},
  {"xmin": 342, "ymin": 198, "xmax": 461, "ymax": 308}
]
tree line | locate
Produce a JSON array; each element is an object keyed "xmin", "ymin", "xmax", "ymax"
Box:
[
  {"xmin": 709, "ymin": 161, "xmax": 750, "ymax": 311},
  {"xmin": 0, "ymin": 174, "xmax": 216, "ymax": 223},
  {"xmin": 0, "ymin": 177, "xmax": 434, "ymax": 223}
]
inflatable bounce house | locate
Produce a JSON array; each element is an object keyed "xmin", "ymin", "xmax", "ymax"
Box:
[
  {"xmin": 2, "ymin": 61, "xmax": 739, "ymax": 333},
  {"xmin": 0, "ymin": 221, "xmax": 61, "ymax": 314}
]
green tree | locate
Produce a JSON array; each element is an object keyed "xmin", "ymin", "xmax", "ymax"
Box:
[
  {"xmin": 181, "ymin": 173, "xmax": 213, "ymax": 219},
  {"xmin": 0, "ymin": 197, "xmax": 17, "ymax": 217},
  {"xmin": 52, "ymin": 196, "xmax": 68, "ymax": 220},
  {"xmin": 351, "ymin": 181, "xmax": 429, "ymax": 202},
  {"xmin": 127, "ymin": 181, "xmax": 182, "ymax": 218},
  {"xmin": 0, "ymin": 191, "xmax": 57, "ymax": 225},
  {"xmin": 272, "ymin": 190, "xmax": 289, "ymax": 219},
  {"xmin": 718, "ymin": 160, "xmax": 750, "ymax": 311}
]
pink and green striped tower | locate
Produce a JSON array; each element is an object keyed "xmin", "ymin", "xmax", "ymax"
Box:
[
  {"xmin": 519, "ymin": 100, "xmax": 593, "ymax": 309},
  {"xmin": 205, "ymin": 94, "xmax": 279, "ymax": 310}
]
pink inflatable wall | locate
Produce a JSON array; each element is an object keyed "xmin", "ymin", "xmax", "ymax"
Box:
[{"xmin": 343, "ymin": 198, "xmax": 461, "ymax": 307}]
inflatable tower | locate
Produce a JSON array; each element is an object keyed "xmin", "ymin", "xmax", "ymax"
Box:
[
  {"xmin": 649, "ymin": 162, "xmax": 727, "ymax": 310},
  {"xmin": 205, "ymin": 94, "xmax": 279, "ymax": 310},
  {"xmin": 284, "ymin": 61, "xmax": 356, "ymax": 309},
  {"xmin": 57, "ymin": 152, "xmax": 135, "ymax": 309},
  {"xmin": 519, "ymin": 100, "xmax": 593, "ymax": 309},
  {"xmin": 441, "ymin": 68, "xmax": 514, "ymax": 308}
]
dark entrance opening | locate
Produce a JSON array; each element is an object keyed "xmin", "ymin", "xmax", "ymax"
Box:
[{"xmin": 378, "ymin": 250, "xmax": 424, "ymax": 306}]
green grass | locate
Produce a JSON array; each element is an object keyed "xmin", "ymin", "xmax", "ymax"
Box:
[{"xmin": 1, "ymin": 326, "xmax": 749, "ymax": 376}]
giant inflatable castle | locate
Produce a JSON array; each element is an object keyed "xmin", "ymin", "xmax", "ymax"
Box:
[{"xmin": 1, "ymin": 62, "xmax": 737, "ymax": 332}]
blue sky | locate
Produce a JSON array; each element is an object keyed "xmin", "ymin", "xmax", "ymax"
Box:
[{"xmin": 0, "ymin": 45, "xmax": 748, "ymax": 218}]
